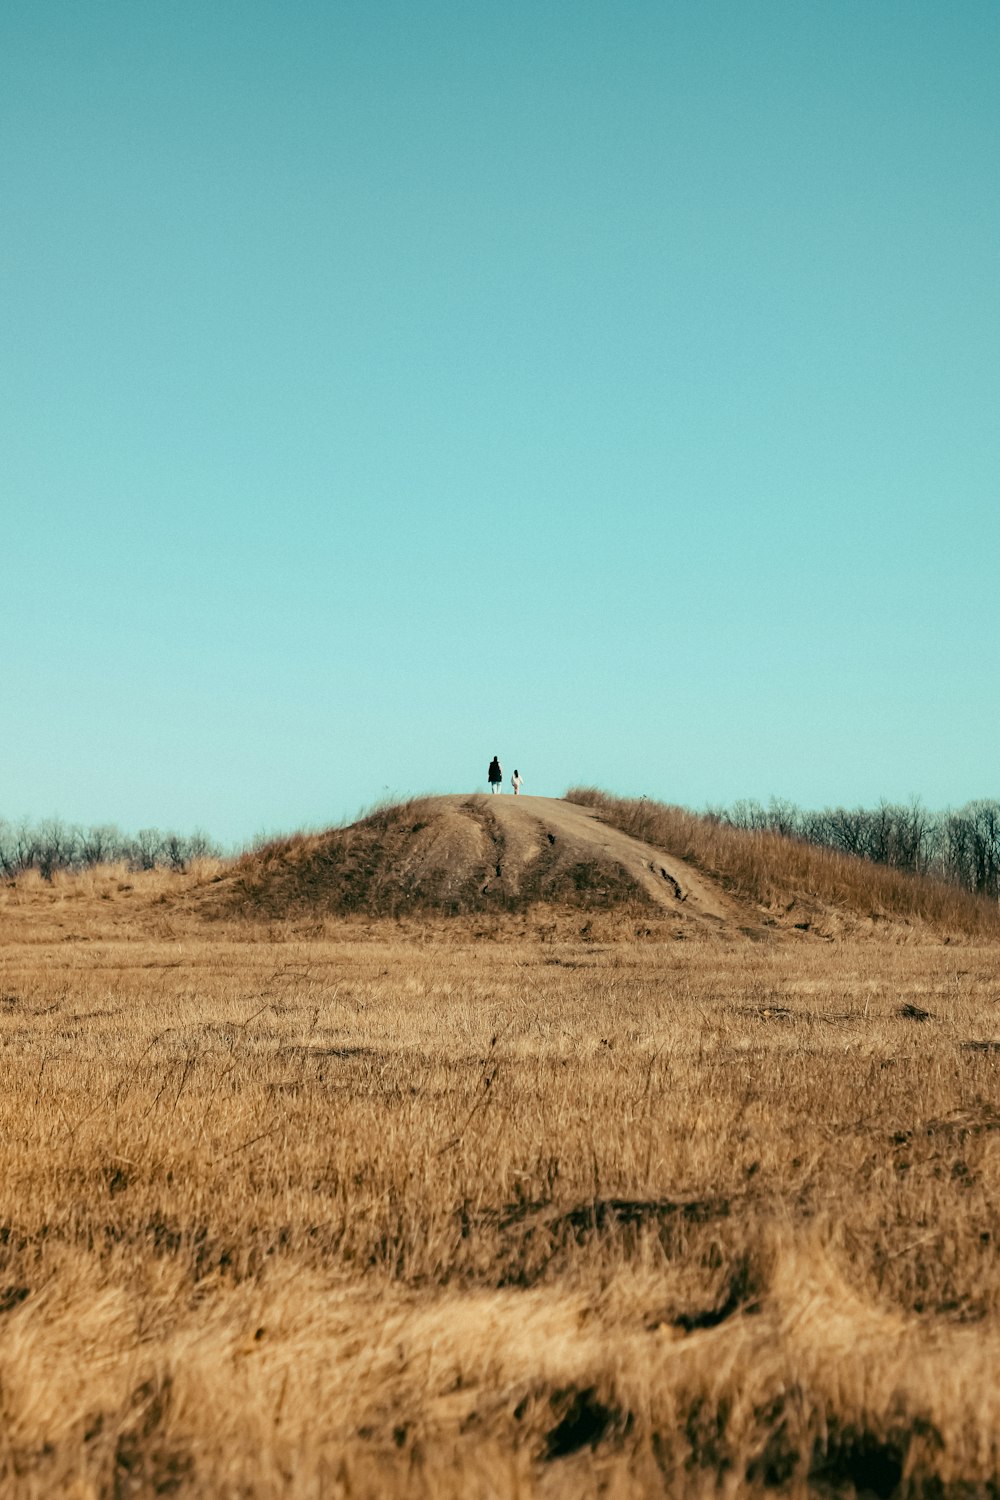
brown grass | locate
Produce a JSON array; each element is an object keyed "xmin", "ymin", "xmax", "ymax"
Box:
[
  {"xmin": 1, "ymin": 869, "xmax": 1000, "ymax": 1494},
  {"xmin": 568, "ymin": 787, "xmax": 1000, "ymax": 941}
]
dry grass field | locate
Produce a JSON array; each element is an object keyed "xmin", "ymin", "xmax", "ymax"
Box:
[{"xmin": 2, "ymin": 804, "xmax": 1000, "ymax": 1497}]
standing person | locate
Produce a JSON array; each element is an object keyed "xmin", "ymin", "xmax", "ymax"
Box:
[
  {"xmin": 511, "ymin": 769, "xmax": 522, "ymax": 795},
  {"xmin": 488, "ymin": 756, "xmax": 503, "ymax": 793}
]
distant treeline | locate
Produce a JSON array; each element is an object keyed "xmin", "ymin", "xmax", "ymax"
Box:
[
  {"xmin": 0, "ymin": 818, "xmax": 221, "ymax": 879},
  {"xmin": 716, "ymin": 799, "xmax": 1000, "ymax": 900}
]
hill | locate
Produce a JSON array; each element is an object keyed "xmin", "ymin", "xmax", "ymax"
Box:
[
  {"xmin": 201, "ymin": 794, "xmax": 744, "ymax": 929},
  {"xmin": 188, "ymin": 790, "xmax": 1000, "ymax": 941}
]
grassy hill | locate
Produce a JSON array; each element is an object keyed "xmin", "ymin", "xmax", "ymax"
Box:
[
  {"xmin": 568, "ymin": 788, "xmax": 1000, "ymax": 941},
  {"xmin": 188, "ymin": 788, "xmax": 1000, "ymax": 940},
  {"xmin": 205, "ymin": 796, "xmax": 651, "ymax": 921}
]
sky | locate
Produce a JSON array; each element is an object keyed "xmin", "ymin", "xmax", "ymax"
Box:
[{"xmin": 3, "ymin": 1, "xmax": 998, "ymax": 845}]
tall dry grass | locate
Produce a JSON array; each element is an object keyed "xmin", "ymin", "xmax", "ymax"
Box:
[
  {"xmin": 568, "ymin": 786, "xmax": 1000, "ymax": 940},
  {"xmin": 0, "ymin": 879, "xmax": 999, "ymax": 1493}
]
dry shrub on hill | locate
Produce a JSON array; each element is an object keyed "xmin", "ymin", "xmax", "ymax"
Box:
[{"xmin": 568, "ymin": 787, "xmax": 1000, "ymax": 940}]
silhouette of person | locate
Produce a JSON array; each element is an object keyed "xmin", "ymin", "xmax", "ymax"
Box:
[
  {"xmin": 488, "ymin": 756, "xmax": 502, "ymax": 793},
  {"xmin": 511, "ymin": 769, "xmax": 522, "ymax": 795}
]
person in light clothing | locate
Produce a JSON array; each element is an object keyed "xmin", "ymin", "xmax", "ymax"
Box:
[{"xmin": 511, "ymin": 769, "xmax": 522, "ymax": 795}]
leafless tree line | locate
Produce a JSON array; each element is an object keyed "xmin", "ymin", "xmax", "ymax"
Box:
[
  {"xmin": 0, "ymin": 818, "xmax": 220, "ymax": 880},
  {"xmin": 718, "ymin": 798, "xmax": 1000, "ymax": 899}
]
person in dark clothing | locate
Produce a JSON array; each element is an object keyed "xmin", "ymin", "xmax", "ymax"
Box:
[{"xmin": 488, "ymin": 756, "xmax": 503, "ymax": 793}]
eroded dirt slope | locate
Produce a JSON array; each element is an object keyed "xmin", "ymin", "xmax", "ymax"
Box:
[{"xmin": 468, "ymin": 795, "xmax": 739, "ymax": 926}]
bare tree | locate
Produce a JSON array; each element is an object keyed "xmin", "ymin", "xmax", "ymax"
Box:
[{"xmin": 719, "ymin": 796, "xmax": 1000, "ymax": 900}]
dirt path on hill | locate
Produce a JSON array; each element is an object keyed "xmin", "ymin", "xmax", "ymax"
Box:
[{"xmin": 452, "ymin": 795, "xmax": 745, "ymax": 927}]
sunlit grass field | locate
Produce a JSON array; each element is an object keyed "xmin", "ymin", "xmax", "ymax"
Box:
[{"xmin": 1, "ymin": 869, "xmax": 999, "ymax": 1496}]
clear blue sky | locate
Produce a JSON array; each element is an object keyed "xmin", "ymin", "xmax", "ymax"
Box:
[{"xmin": 3, "ymin": 1, "xmax": 997, "ymax": 844}]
